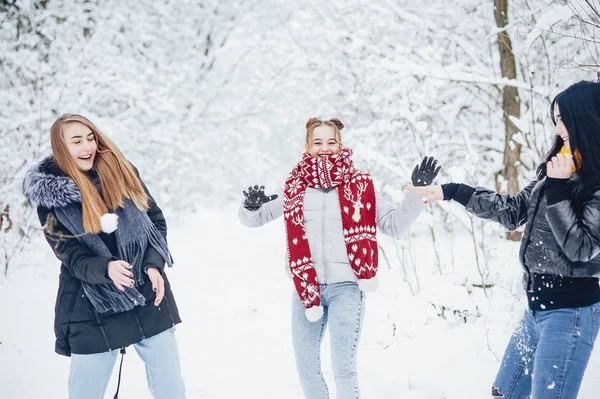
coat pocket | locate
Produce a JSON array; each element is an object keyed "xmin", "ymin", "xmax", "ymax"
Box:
[{"xmin": 54, "ymin": 274, "xmax": 78, "ymax": 351}]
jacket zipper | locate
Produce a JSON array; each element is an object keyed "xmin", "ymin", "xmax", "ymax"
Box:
[
  {"xmin": 521, "ymin": 180, "xmax": 546, "ymax": 291},
  {"xmin": 163, "ymin": 293, "xmax": 176, "ymax": 326},
  {"xmin": 133, "ymin": 308, "xmax": 146, "ymax": 340},
  {"xmin": 92, "ymin": 308, "xmax": 113, "ymax": 352}
]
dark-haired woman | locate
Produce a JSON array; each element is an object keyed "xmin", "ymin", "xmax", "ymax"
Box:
[
  {"xmin": 407, "ymin": 81, "xmax": 600, "ymax": 398},
  {"xmin": 239, "ymin": 117, "xmax": 440, "ymax": 398},
  {"xmin": 23, "ymin": 114, "xmax": 184, "ymax": 399}
]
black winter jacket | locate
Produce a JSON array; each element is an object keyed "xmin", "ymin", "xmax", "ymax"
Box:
[
  {"xmin": 450, "ymin": 176, "xmax": 600, "ymax": 291},
  {"xmin": 23, "ymin": 157, "xmax": 181, "ymax": 356}
]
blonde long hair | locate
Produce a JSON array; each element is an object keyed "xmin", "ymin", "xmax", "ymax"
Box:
[{"xmin": 50, "ymin": 114, "xmax": 148, "ymax": 233}]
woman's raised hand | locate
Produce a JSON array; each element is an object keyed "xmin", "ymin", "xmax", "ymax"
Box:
[
  {"xmin": 547, "ymin": 153, "xmax": 574, "ymax": 179},
  {"xmin": 411, "ymin": 156, "xmax": 441, "ymax": 187},
  {"xmin": 243, "ymin": 185, "xmax": 278, "ymax": 210},
  {"xmin": 107, "ymin": 260, "xmax": 134, "ymax": 291},
  {"xmin": 404, "ymin": 185, "xmax": 443, "ymax": 205}
]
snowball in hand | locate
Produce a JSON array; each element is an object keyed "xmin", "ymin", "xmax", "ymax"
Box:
[{"xmin": 100, "ymin": 213, "xmax": 119, "ymax": 233}]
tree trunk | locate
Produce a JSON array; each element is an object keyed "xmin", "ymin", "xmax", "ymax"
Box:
[{"xmin": 494, "ymin": 0, "xmax": 522, "ymax": 241}]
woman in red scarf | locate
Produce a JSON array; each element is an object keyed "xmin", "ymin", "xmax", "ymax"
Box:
[{"xmin": 239, "ymin": 117, "xmax": 440, "ymax": 398}]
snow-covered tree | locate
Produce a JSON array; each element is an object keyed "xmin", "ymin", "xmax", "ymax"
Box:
[{"xmin": 1, "ymin": 0, "xmax": 596, "ymax": 281}]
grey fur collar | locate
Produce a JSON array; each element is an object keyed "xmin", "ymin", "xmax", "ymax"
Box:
[{"xmin": 23, "ymin": 156, "xmax": 82, "ymax": 208}]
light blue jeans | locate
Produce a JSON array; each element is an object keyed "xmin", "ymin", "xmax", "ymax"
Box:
[
  {"xmin": 292, "ymin": 281, "xmax": 365, "ymax": 399},
  {"xmin": 492, "ymin": 303, "xmax": 600, "ymax": 398},
  {"xmin": 69, "ymin": 328, "xmax": 185, "ymax": 399}
]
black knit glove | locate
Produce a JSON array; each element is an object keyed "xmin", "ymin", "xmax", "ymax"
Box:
[
  {"xmin": 411, "ymin": 156, "xmax": 441, "ymax": 186},
  {"xmin": 243, "ymin": 185, "xmax": 278, "ymax": 211}
]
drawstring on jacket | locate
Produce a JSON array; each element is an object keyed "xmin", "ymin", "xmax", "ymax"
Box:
[{"xmin": 113, "ymin": 347, "xmax": 127, "ymax": 399}]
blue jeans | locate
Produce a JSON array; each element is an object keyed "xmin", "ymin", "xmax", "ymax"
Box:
[
  {"xmin": 291, "ymin": 281, "xmax": 365, "ymax": 399},
  {"xmin": 69, "ymin": 328, "xmax": 185, "ymax": 399},
  {"xmin": 492, "ymin": 304, "xmax": 600, "ymax": 398}
]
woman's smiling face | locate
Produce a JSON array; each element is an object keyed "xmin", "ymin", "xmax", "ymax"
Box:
[
  {"xmin": 306, "ymin": 125, "xmax": 341, "ymax": 158},
  {"xmin": 63, "ymin": 122, "xmax": 98, "ymax": 171}
]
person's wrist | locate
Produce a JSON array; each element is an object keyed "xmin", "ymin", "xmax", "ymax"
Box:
[
  {"xmin": 545, "ymin": 177, "xmax": 569, "ymax": 205},
  {"xmin": 106, "ymin": 257, "xmax": 117, "ymax": 278},
  {"xmin": 244, "ymin": 200, "xmax": 261, "ymax": 210},
  {"xmin": 441, "ymin": 183, "xmax": 458, "ymax": 200}
]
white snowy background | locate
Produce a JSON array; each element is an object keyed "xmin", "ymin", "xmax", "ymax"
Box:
[{"xmin": 1, "ymin": 0, "xmax": 600, "ymax": 398}]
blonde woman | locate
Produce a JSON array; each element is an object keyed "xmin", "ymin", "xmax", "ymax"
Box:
[
  {"xmin": 239, "ymin": 117, "xmax": 440, "ymax": 398},
  {"xmin": 23, "ymin": 114, "xmax": 185, "ymax": 399}
]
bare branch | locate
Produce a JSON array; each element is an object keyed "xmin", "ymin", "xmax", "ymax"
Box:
[
  {"xmin": 0, "ymin": 205, "xmax": 13, "ymax": 233},
  {"xmin": 584, "ymin": 0, "xmax": 600, "ymax": 20}
]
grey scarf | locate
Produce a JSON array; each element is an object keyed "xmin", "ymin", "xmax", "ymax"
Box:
[
  {"xmin": 24, "ymin": 156, "xmax": 173, "ymax": 314},
  {"xmin": 56, "ymin": 199, "xmax": 173, "ymax": 313}
]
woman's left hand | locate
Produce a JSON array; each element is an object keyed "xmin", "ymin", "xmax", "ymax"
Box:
[
  {"xmin": 147, "ymin": 267, "xmax": 165, "ymax": 306},
  {"xmin": 547, "ymin": 153, "xmax": 574, "ymax": 179}
]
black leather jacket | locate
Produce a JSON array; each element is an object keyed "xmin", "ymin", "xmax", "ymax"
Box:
[{"xmin": 464, "ymin": 176, "xmax": 600, "ymax": 291}]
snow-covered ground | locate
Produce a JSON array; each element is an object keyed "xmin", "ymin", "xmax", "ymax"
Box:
[{"xmin": 2, "ymin": 205, "xmax": 600, "ymax": 398}]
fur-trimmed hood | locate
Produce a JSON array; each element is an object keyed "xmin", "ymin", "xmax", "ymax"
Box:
[{"xmin": 23, "ymin": 156, "xmax": 82, "ymax": 209}]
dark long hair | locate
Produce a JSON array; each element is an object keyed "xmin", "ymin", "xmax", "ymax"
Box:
[{"xmin": 536, "ymin": 81, "xmax": 600, "ymax": 192}]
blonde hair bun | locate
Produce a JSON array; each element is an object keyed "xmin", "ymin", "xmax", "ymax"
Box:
[
  {"xmin": 306, "ymin": 117, "xmax": 320, "ymax": 129},
  {"xmin": 329, "ymin": 118, "xmax": 344, "ymax": 130}
]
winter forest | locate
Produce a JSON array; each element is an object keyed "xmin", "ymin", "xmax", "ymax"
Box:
[{"xmin": 2, "ymin": 0, "xmax": 600, "ymax": 398}]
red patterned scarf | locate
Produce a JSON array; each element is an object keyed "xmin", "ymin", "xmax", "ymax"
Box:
[{"xmin": 283, "ymin": 148, "xmax": 378, "ymax": 321}]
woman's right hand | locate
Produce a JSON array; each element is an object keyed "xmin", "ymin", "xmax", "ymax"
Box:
[
  {"xmin": 411, "ymin": 156, "xmax": 441, "ymax": 186},
  {"xmin": 243, "ymin": 185, "xmax": 278, "ymax": 210},
  {"xmin": 107, "ymin": 260, "xmax": 134, "ymax": 291},
  {"xmin": 404, "ymin": 185, "xmax": 443, "ymax": 204}
]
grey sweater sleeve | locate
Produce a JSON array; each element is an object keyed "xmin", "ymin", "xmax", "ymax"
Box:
[
  {"xmin": 238, "ymin": 187, "xmax": 284, "ymax": 227},
  {"xmin": 376, "ymin": 190, "xmax": 424, "ymax": 238}
]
